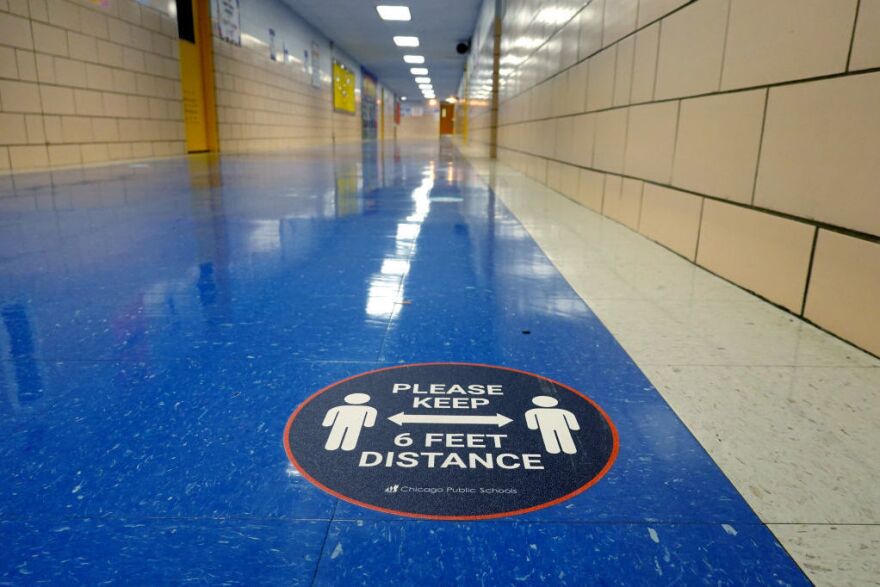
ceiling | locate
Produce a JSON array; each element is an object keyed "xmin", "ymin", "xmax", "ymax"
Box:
[{"xmin": 281, "ymin": 0, "xmax": 483, "ymax": 102}]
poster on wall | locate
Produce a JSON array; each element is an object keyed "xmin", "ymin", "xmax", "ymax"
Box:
[
  {"xmin": 333, "ymin": 60, "xmax": 356, "ymax": 114},
  {"xmin": 215, "ymin": 0, "xmax": 241, "ymax": 46},
  {"xmin": 311, "ymin": 42, "xmax": 321, "ymax": 88},
  {"xmin": 361, "ymin": 70, "xmax": 378, "ymax": 140}
]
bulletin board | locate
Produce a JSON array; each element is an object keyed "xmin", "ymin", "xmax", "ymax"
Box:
[
  {"xmin": 333, "ymin": 60, "xmax": 356, "ymax": 114},
  {"xmin": 361, "ymin": 70, "xmax": 377, "ymax": 139}
]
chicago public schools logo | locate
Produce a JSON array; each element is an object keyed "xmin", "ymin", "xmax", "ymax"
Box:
[{"xmin": 284, "ymin": 363, "xmax": 619, "ymax": 520}]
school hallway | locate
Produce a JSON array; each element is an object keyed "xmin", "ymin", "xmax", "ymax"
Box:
[
  {"xmin": 1, "ymin": 0, "xmax": 879, "ymax": 584},
  {"xmin": 0, "ymin": 139, "xmax": 876, "ymax": 584}
]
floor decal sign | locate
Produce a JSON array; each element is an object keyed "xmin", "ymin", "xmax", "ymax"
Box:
[{"xmin": 284, "ymin": 363, "xmax": 618, "ymax": 520}]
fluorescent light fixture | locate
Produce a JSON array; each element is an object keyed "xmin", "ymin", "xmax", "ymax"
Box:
[
  {"xmin": 376, "ymin": 5, "xmax": 411, "ymax": 20},
  {"xmin": 414, "ymin": 76, "xmax": 431, "ymax": 84},
  {"xmin": 409, "ymin": 67, "xmax": 428, "ymax": 75},
  {"xmin": 403, "ymin": 55, "xmax": 424, "ymax": 64},
  {"xmin": 393, "ymin": 36, "xmax": 419, "ymax": 47},
  {"xmin": 401, "ymin": 96, "xmax": 407, "ymax": 101},
  {"xmin": 418, "ymin": 84, "xmax": 433, "ymax": 89}
]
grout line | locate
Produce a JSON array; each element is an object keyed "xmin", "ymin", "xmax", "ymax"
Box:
[
  {"xmin": 7, "ymin": 510, "xmax": 880, "ymax": 527},
  {"xmin": 309, "ymin": 500, "xmax": 338, "ymax": 586},
  {"xmin": 693, "ymin": 196, "xmax": 706, "ymax": 262},
  {"xmin": 716, "ymin": 0, "xmax": 733, "ymax": 91},
  {"xmin": 498, "ymin": 65, "xmax": 880, "ymax": 124},
  {"xmin": 634, "ymin": 179, "xmax": 645, "ymax": 231},
  {"xmin": 651, "ymin": 19, "xmax": 663, "ymax": 100},
  {"xmin": 800, "ymin": 227, "xmax": 820, "ymax": 316},
  {"xmin": 845, "ymin": 0, "xmax": 862, "ymax": 72},
  {"xmin": 668, "ymin": 99, "xmax": 682, "ymax": 184},
  {"xmin": 606, "ymin": 44, "xmax": 618, "ymax": 109},
  {"xmin": 499, "ymin": 60, "xmax": 880, "ymax": 114},
  {"xmin": 493, "ymin": 144, "xmax": 880, "ymax": 245},
  {"xmin": 633, "ymin": 0, "xmax": 641, "ymax": 39},
  {"xmin": 750, "ymin": 87, "xmax": 770, "ymax": 206}
]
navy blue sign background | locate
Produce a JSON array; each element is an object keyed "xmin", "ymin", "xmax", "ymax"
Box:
[{"xmin": 285, "ymin": 363, "xmax": 618, "ymax": 519}]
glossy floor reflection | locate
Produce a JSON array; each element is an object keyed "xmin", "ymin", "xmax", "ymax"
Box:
[{"xmin": 0, "ymin": 141, "xmax": 807, "ymax": 584}]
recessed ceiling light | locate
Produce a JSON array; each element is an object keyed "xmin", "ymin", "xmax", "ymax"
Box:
[
  {"xmin": 419, "ymin": 83, "xmax": 433, "ymax": 89},
  {"xmin": 414, "ymin": 77, "xmax": 431, "ymax": 84},
  {"xmin": 409, "ymin": 67, "xmax": 428, "ymax": 75},
  {"xmin": 376, "ymin": 5, "xmax": 411, "ymax": 21},
  {"xmin": 401, "ymin": 96, "xmax": 407, "ymax": 101},
  {"xmin": 403, "ymin": 55, "xmax": 424, "ymax": 64},
  {"xmin": 393, "ymin": 36, "xmax": 419, "ymax": 47}
]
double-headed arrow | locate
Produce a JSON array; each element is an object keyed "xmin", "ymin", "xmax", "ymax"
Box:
[{"xmin": 388, "ymin": 412, "xmax": 513, "ymax": 428}]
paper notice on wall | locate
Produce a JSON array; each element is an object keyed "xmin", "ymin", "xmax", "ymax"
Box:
[
  {"xmin": 216, "ymin": 0, "xmax": 241, "ymax": 45},
  {"xmin": 311, "ymin": 42, "xmax": 321, "ymax": 88}
]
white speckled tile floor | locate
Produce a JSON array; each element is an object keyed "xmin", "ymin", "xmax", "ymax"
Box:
[{"xmin": 461, "ymin": 147, "xmax": 880, "ymax": 587}]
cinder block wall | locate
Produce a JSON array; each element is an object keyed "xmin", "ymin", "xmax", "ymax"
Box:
[
  {"xmin": 0, "ymin": 0, "xmax": 185, "ymax": 172},
  {"xmin": 461, "ymin": 0, "xmax": 497, "ymax": 153},
  {"xmin": 213, "ymin": 40, "xmax": 340, "ymax": 153},
  {"xmin": 479, "ymin": 0, "xmax": 880, "ymax": 356},
  {"xmin": 212, "ymin": 40, "xmax": 362, "ymax": 152},
  {"xmin": 0, "ymin": 0, "xmax": 367, "ymax": 167},
  {"xmin": 210, "ymin": 0, "xmax": 363, "ymax": 153}
]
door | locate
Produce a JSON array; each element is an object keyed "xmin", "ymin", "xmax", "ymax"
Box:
[
  {"xmin": 439, "ymin": 103, "xmax": 455, "ymax": 135},
  {"xmin": 177, "ymin": 0, "xmax": 218, "ymax": 153}
]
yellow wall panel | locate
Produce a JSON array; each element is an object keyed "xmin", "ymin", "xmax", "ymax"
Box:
[{"xmin": 333, "ymin": 61, "xmax": 356, "ymax": 114}]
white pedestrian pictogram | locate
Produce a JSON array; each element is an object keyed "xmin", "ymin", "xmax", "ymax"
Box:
[
  {"xmin": 323, "ymin": 393, "xmax": 377, "ymax": 451},
  {"xmin": 525, "ymin": 396, "xmax": 580, "ymax": 454}
]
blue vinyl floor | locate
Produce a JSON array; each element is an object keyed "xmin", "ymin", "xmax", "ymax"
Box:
[{"xmin": 0, "ymin": 141, "xmax": 808, "ymax": 584}]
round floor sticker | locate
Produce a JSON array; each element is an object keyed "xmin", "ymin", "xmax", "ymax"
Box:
[{"xmin": 284, "ymin": 363, "xmax": 618, "ymax": 520}]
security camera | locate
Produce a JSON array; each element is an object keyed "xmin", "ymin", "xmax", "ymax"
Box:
[{"xmin": 456, "ymin": 40, "xmax": 470, "ymax": 55}]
